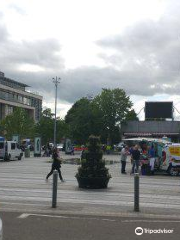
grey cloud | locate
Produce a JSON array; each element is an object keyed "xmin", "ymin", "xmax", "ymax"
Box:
[
  {"xmin": 2, "ymin": 0, "xmax": 180, "ymax": 109},
  {"xmin": 0, "ymin": 20, "xmax": 8, "ymax": 43},
  {"xmin": 11, "ymin": 66, "xmax": 179, "ymax": 104},
  {"xmin": 96, "ymin": 0, "xmax": 180, "ymax": 95},
  {"xmin": 0, "ymin": 12, "xmax": 64, "ymax": 71},
  {"xmin": 1, "ymin": 38, "xmax": 64, "ymax": 71}
]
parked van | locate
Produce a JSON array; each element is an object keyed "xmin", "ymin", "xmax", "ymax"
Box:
[
  {"xmin": 161, "ymin": 144, "xmax": 180, "ymax": 175},
  {"xmin": 0, "ymin": 140, "xmax": 23, "ymax": 161}
]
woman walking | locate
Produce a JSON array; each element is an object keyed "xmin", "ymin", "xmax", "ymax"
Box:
[{"xmin": 46, "ymin": 147, "xmax": 65, "ymax": 182}]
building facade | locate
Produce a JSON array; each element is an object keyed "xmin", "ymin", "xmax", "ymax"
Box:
[
  {"xmin": 0, "ymin": 71, "xmax": 42, "ymax": 122},
  {"xmin": 121, "ymin": 120, "xmax": 180, "ymax": 142}
]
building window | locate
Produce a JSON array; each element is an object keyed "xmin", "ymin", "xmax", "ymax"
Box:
[{"xmin": 5, "ymin": 105, "xmax": 13, "ymax": 117}]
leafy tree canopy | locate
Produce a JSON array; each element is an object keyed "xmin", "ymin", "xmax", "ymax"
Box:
[
  {"xmin": 65, "ymin": 98, "xmax": 100, "ymax": 144},
  {"xmin": 92, "ymin": 88, "xmax": 134, "ymax": 144},
  {"xmin": 36, "ymin": 108, "xmax": 69, "ymax": 145},
  {"xmin": 0, "ymin": 107, "xmax": 35, "ymax": 140},
  {"xmin": 65, "ymin": 89, "xmax": 137, "ymax": 144}
]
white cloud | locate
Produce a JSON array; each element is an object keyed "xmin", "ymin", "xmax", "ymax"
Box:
[{"xmin": 1, "ymin": 0, "xmax": 180, "ymax": 119}]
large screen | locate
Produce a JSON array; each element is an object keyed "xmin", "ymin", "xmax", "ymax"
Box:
[{"xmin": 145, "ymin": 102, "xmax": 173, "ymax": 119}]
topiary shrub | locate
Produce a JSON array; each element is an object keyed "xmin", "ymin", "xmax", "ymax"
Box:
[{"xmin": 75, "ymin": 135, "xmax": 111, "ymax": 189}]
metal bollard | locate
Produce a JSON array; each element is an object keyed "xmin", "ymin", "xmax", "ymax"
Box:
[
  {"xmin": 134, "ymin": 173, "xmax": 139, "ymax": 212},
  {"xmin": 52, "ymin": 170, "xmax": 58, "ymax": 208},
  {"xmin": 0, "ymin": 218, "xmax": 2, "ymax": 240}
]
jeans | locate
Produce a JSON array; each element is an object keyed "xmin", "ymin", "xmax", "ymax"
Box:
[
  {"xmin": 149, "ymin": 158, "xmax": 155, "ymax": 171},
  {"xmin": 132, "ymin": 160, "xmax": 139, "ymax": 173}
]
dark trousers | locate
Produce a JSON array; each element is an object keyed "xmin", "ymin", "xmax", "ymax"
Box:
[
  {"xmin": 46, "ymin": 166, "xmax": 63, "ymax": 180},
  {"xmin": 121, "ymin": 161, "xmax": 126, "ymax": 173}
]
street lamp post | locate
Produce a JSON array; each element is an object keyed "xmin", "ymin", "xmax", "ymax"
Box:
[{"xmin": 52, "ymin": 76, "xmax": 61, "ymax": 147}]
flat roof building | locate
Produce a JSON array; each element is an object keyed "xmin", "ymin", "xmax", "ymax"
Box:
[
  {"xmin": 0, "ymin": 71, "xmax": 42, "ymax": 122},
  {"xmin": 121, "ymin": 120, "xmax": 180, "ymax": 142}
]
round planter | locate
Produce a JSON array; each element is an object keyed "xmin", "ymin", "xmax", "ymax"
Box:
[{"xmin": 76, "ymin": 176, "xmax": 110, "ymax": 189}]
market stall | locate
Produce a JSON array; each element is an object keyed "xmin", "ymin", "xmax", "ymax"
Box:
[{"xmin": 124, "ymin": 137, "xmax": 171, "ymax": 175}]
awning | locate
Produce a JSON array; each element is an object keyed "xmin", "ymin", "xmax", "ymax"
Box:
[{"xmin": 124, "ymin": 132, "xmax": 179, "ymax": 136}]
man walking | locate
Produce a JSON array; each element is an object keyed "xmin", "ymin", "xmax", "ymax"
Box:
[{"xmin": 121, "ymin": 145, "xmax": 129, "ymax": 174}]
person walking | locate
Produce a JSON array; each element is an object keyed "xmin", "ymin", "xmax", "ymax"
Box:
[
  {"xmin": 131, "ymin": 144, "xmax": 141, "ymax": 174},
  {"xmin": 120, "ymin": 145, "xmax": 129, "ymax": 174},
  {"xmin": 46, "ymin": 147, "xmax": 65, "ymax": 182},
  {"xmin": 149, "ymin": 145, "xmax": 156, "ymax": 175}
]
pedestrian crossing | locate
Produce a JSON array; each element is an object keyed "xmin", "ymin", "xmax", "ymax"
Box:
[{"xmin": 0, "ymin": 156, "xmax": 180, "ymax": 216}]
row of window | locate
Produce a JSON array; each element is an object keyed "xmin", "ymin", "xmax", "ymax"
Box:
[
  {"xmin": 0, "ymin": 78, "xmax": 25, "ymax": 91},
  {"xmin": 0, "ymin": 90, "xmax": 31, "ymax": 106}
]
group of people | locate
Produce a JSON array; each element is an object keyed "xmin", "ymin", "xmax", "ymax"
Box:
[
  {"xmin": 45, "ymin": 143, "xmax": 156, "ymax": 182},
  {"xmin": 120, "ymin": 144, "xmax": 156, "ymax": 175}
]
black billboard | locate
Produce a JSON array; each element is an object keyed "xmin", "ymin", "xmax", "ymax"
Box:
[{"xmin": 145, "ymin": 102, "xmax": 173, "ymax": 119}]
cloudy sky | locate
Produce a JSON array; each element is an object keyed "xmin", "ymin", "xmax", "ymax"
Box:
[{"xmin": 0, "ymin": 0, "xmax": 180, "ymax": 119}]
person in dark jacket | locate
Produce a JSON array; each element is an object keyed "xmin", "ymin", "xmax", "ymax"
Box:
[
  {"xmin": 131, "ymin": 144, "xmax": 141, "ymax": 174},
  {"xmin": 46, "ymin": 147, "xmax": 64, "ymax": 182}
]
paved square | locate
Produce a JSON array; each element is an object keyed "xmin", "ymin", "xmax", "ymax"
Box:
[{"xmin": 0, "ymin": 153, "xmax": 180, "ymax": 218}]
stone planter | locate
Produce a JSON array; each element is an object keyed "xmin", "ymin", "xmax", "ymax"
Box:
[{"xmin": 76, "ymin": 176, "xmax": 110, "ymax": 189}]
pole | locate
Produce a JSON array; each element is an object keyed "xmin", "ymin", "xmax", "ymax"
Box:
[
  {"xmin": 53, "ymin": 76, "xmax": 60, "ymax": 148},
  {"xmin": 134, "ymin": 173, "xmax": 139, "ymax": 212},
  {"xmin": 52, "ymin": 170, "xmax": 58, "ymax": 208}
]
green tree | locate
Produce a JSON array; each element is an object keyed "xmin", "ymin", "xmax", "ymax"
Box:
[
  {"xmin": 0, "ymin": 107, "xmax": 35, "ymax": 140},
  {"xmin": 65, "ymin": 89, "xmax": 137, "ymax": 145},
  {"xmin": 92, "ymin": 88, "xmax": 134, "ymax": 144},
  {"xmin": 124, "ymin": 109, "xmax": 139, "ymax": 121},
  {"xmin": 35, "ymin": 108, "xmax": 69, "ymax": 145},
  {"xmin": 65, "ymin": 98, "xmax": 102, "ymax": 144},
  {"xmin": 56, "ymin": 117, "xmax": 70, "ymax": 143},
  {"xmin": 35, "ymin": 108, "xmax": 54, "ymax": 144}
]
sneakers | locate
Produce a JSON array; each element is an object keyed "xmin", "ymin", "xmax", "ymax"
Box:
[
  {"xmin": 45, "ymin": 178, "xmax": 48, "ymax": 182},
  {"xmin": 61, "ymin": 179, "xmax": 65, "ymax": 183}
]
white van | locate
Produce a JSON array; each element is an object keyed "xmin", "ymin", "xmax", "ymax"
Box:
[
  {"xmin": 0, "ymin": 140, "xmax": 23, "ymax": 161},
  {"xmin": 161, "ymin": 144, "xmax": 180, "ymax": 175}
]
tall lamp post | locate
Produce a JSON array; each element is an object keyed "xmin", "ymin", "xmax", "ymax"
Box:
[{"xmin": 52, "ymin": 76, "xmax": 61, "ymax": 147}]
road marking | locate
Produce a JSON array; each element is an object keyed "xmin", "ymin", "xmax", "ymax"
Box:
[
  {"xmin": 17, "ymin": 213, "xmax": 116, "ymax": 222},
  {"xmin": 18, "ymin": 213, "xmax": 30, "ymax": 219},
  {"xmin": 122, "ymin": 220, "xmax": 180, "ymax": 223}
]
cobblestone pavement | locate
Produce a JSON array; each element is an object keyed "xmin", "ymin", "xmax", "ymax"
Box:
[{"xmin": 0, "ymin": 152, "xmax": 180, "ymax": 218}]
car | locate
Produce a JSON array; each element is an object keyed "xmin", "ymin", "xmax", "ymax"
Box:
[
  {"xmin": 57, "ymin": 143, "xmax": 64, "ymax": 151},
  {"xmin": 116, "ymin": 142, "xmax": 125, "ymax": 151}
]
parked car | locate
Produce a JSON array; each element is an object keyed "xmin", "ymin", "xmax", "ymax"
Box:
[{"xmin": 57, "ymin": 143, "xmax": 64, "ymax": 151}]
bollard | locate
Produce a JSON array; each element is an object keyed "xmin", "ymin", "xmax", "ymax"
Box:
[
  {"xmin": 52, "ymin": 170, "xmax": 58, "ymax": 208},
  {"xmin": 0, "ymin": 218, "xmax": 2, "ymax": 240},
  {"xmin": 134, "ymin": 173, "xmax": 139, "ymax": 212}
]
